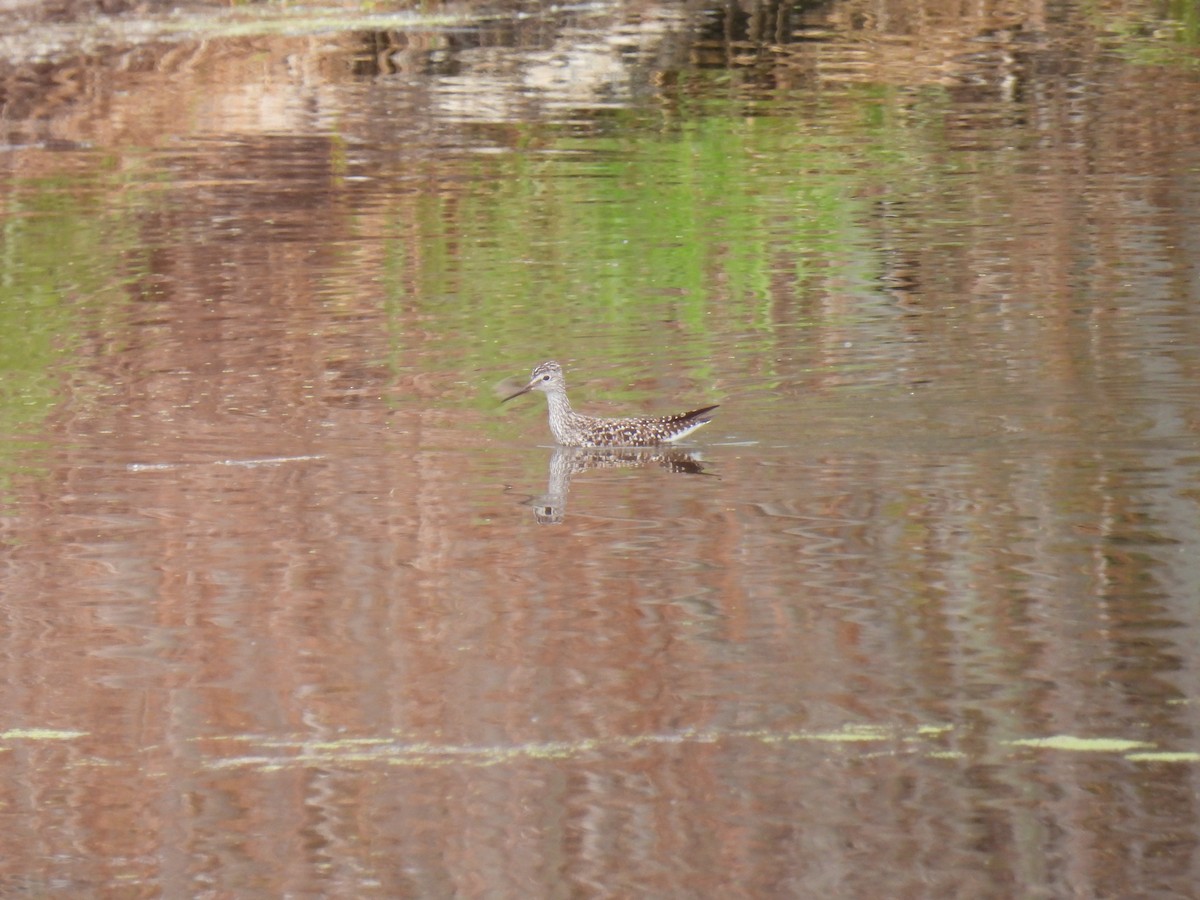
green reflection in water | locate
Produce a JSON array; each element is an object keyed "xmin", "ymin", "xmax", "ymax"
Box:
[
  {"xmin": 1099, "ymin": 0, "xmax": 1200, "ymax": 63},
  {"xmin": 0, "ymin": 211, "xmax": 77, "ymax": 430},
  {"xmin": 0, "ymin": 177, "xmax": 132, "ymax": 491},
  {"xmin": 385, "ymin": 109, "xmax": 890, "ymax": 387}
]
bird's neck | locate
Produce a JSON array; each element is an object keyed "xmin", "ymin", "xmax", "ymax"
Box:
[
  {"xmin": 545, "ymin": 390, "xmax": 576, "ymax": 442},
  {"xmin": 546, "ymin": 390, "xmax": 573, "ymax": 415}
]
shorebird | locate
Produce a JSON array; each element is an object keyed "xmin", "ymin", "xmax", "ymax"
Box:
[{"xmin": 503, "ymin": 360, "xmax": 718, "ymax": 448}]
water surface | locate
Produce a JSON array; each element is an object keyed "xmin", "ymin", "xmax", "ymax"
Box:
[{"xmin": 0, "ymin": 0, "xmax": 1198, "ymax": 895}]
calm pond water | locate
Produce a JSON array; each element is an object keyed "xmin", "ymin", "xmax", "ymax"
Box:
[{"xmin": 1, "ymin": 0, "xmax": 1199, "ymax": 896}]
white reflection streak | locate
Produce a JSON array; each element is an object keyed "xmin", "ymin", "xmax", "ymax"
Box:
[
  {"xmin": 201, "ymin": 724, "xmax": 927, "ymax": 772},
  {"xmin": 127, "ymin": 455, "xmax": 326, "ymax": 472}
]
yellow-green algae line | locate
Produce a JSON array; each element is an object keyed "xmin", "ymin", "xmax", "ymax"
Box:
[
  {"xmin": 195, "ymin": 725, "xmax": 1200, "ymax": 772},
  {"xmin": 201, "ymin": 724, "xmax": 934, "ymax": 771},
  {"xmin": 0, "ymin": 728, "xmax": 88, "ymax": 741}
]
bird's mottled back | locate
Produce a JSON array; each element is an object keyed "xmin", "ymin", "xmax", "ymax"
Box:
[{"xmin": 565, "ymin": 406, "xmax": 719, "ymax": 447}]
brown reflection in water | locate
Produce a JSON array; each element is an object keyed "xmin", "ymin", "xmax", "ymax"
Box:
[{"xmin": 0, "ymin": 0, "xmax": 1197, "ymax": 897}]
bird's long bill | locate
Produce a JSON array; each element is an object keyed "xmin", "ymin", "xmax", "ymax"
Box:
[{"xmin": 502, "ymin": 382, "xmax": 534, "ymax": 403}]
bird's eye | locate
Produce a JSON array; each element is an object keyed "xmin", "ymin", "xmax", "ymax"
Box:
[{"xmin": 542, "ymin": 374, "xmax": 551, "ymax": 381}]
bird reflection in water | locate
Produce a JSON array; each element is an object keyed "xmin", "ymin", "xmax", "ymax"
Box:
[{"xmin": 524, "ymin": 446, "xmax": 713, "ymax": 525}]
